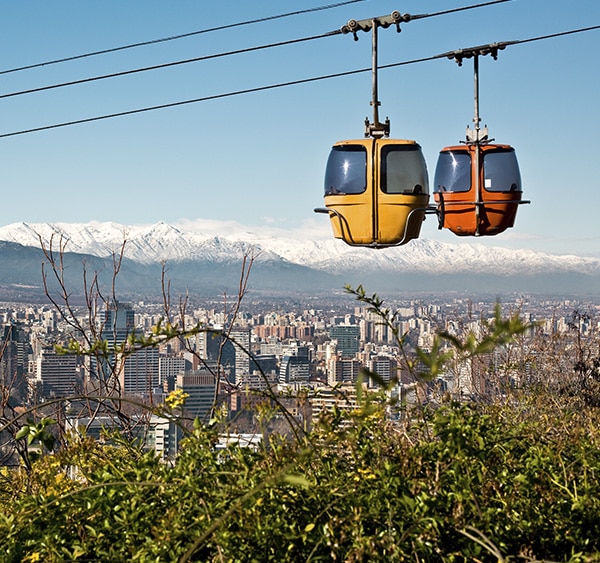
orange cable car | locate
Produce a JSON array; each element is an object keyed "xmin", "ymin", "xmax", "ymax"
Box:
[
  {"xmin": 315, "ymin": 12, "xmax": 431, "ymax": 248},
  {"xmin": 433, "ymin": 45, "xmax": 529, "ymax": 237},
  {"xmin": 434, "ymin": 142, "xmax": 522, "ymax": 236}
]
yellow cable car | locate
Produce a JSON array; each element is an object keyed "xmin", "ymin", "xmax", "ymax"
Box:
[
  {"xmin": 433, "ymin": 143, "xmax": 522, "ymax": 236},
  {"xmin": 316, "ymin": 12, "xmax": 431, "ymax": 248},
  {"xmin": 322, "ymin": 138, "xmax": 429, "ymax": 246}
]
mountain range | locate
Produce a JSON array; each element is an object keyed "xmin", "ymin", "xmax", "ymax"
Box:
[{"xmin": 0, "ymin": 221, "xmax": 599, "ymax": 301}]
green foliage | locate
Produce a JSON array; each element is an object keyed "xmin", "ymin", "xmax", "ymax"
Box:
[
  {"xmin": 3, "ymin": 288, "xmax": 600, "ymax": 561},
  {"xmin": 15, "ymin": 418, "xmax": 56, "ymax": 450},
  {"xmin": 2, "ymin": 393, "xmax": 600, "ymax": 561},
  {"xmin": 346, "ymin": 285, "xmax": 533, "ymax": 382},
  {"xmin": 15, "ymin": 417, "xmax": 57, "ymax": 463}
]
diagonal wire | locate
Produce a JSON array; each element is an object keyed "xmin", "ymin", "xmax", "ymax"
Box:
[
  {"xmin": 0, "ymin": 0, "xmax": 367, "ymax": 76},
  {"xmin": 0, "ymin": 0, "xmax": 513, "ymax": 101},
  {"xmin": 409, "ymin": 0, "xmax": 512, "ymax": 21},
  {"xmin": 0, "ymin": 32, "xmax": 341, "ymax": 101},
  {"xmin": 2, "ymin": 18, "xmax": 596, "ymax": 139}
]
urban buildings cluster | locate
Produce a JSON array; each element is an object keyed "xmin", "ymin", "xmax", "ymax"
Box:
[{"xmin": 1, "ymin": 293, "xmax": 598, "ymax": 459}]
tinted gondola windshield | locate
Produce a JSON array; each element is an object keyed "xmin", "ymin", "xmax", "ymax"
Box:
[
  {"xmin": 381, "ymin": 145, "xmax": 429, "ymax": 194},
  {"xmin": 324, "ymin": 146, "xmax": 367, "ymax": 195},
  {"xmin": 483, "ymin": 149, "xmax": 521, "ymax": 192},
  {"xmin": 434, "ymin": 151, "xmax": 471, "ymax": 193}
]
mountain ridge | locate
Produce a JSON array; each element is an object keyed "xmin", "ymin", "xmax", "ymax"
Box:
[
  {"xmin": 0, "ymin": 220, "xmax": 598, "ymax": 273},
  {"xmin": 0, "ymin": 221, "xmax": 598, "ymax": 298}
]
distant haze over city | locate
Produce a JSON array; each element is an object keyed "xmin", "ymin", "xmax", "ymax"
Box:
[{"xmin": 0, "ymin": 220, "xmax": 599, "ymax": 301}]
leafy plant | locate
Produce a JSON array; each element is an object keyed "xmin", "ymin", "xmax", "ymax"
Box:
[{"xmin": 3, "ymin": 268, "xmax": 600, "ymax": 561}]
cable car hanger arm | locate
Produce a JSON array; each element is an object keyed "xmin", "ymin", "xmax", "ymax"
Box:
[
  {"xmin": 339, "ymin": 2, "xmax": 514, "ymax": 138},
  {"xmin": 341, "ymin": 11, "xmax": 408, "ymax": 137},
  {"xmin": 340, "ymin": 0, "xmax": 513, "ymax": 39},
  {"xmin": 341, "ymin": 11, "xmax": 407, "ymax": 40},
  {"xmin": 441, "ymin": 42, "xmax": 513, "ymax": 66}
]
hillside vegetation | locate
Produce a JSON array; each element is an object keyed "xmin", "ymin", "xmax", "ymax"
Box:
[
  {"xmin": 2, "ymin": 388, "xmax": 600, "ymax": 561},
  {"xmin": 1, "ymin": 250, "xmax": 600, "ymax": 562}
]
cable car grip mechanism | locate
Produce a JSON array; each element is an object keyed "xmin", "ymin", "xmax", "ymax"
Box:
[
  {"xmin": 341, "ymin": 11, "xmax": 408, "ymax": 40},
  {"xmin": 341, "ymin": 12, "xmax": 409, "ymax": 139}
]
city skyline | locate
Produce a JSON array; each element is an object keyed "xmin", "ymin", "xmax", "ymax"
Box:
[
  {"xmin": 4, "ymin": 290, "xmax": 598, "ymax": 404},
  {"xmin": 0, "ymin": 1, "xmax": 598, "ymax": 258}
]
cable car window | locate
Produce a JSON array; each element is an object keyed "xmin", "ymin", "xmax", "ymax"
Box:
[
  {"xmin": 483, "ymin": 149, "xmax": 521, "ymax": 192},
  {"xmin": 381, "ymin": 145, "xmax": 429, "ymax": 194},
  {"xmin": 433, "ymin": 151, "xmax": 471, "ymax": 193},
  {"xmin": 324, "ymin": 146, "xmax": 367, "ymax": 195}
]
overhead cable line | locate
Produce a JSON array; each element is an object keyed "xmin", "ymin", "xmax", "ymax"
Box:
[
  {"xmin": 409, "ymin": 0, "xmax": 511, "ymax": 21},
  {"xmin": 504, "ymin": 24, "xmax": 600, "ymax": 46},
  {"xmin": 0, "ymin": 0, "xmax": 512, "ymax": 101},
  {"xmin": 387, "ymin": 24, "xmax": 600, "ymax": 70},
  {"xmin": 0, "ymin": 0, "xmax": 509, "ymax": 78},
  {"xmin": 0, "ymin": 32, "xmax": 340, "ymax": 101},
  {"xmin": 2, "ymin": 23, "xmax": 596, "ymax": 140},
  {"xmin": 0, "ymin": 69, "xmax": 379, "ymax": 138},
  {"xmin": 0, "ymin": 0, "xmax": 367, "ymax": 76}
]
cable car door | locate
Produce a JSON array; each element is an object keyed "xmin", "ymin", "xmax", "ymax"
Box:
[
  {"xmin": 323, "ymin": 140, "xmax": 374, "ymax": 245},
  {"xmin": 376, "ymin": 139, "xmax": 429, "ymax": 245}
]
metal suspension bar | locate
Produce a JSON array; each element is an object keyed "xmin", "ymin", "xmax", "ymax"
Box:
[
  {"xmin": 341, "ymin": 11, "xmax": 404, "ymax": 138},
  {"xmin": 473, "ymin": 54, "xmax": 480, "ymax": 137},
  {"xmin": 371, "ymin": 18, "xmax": 380, "ymax": 130},
  {"xmin": 473, "ymin": 55, "xmax": 482, "ymax": 234},
  {"xmin": 364, "ymin": 18, "xmax": 389, "ymax": 138}
]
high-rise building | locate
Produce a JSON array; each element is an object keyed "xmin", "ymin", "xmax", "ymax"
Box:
[
  {"xmin": 233, "ymin": 354, "xmax": 279, "ymax": 391},
  {"xmin": 98, "ymin": 301, "xmax": 166, "ymax": 398},
  {"xmin": 329, "ymin": 325, "xmax": 360, "ymax": 358},
  {"xmin": 249, "ymin": 354, "xmax": 278, "ymax": 378},
  {"xmin": 101, "ymin": 301, "xmax": 135, "ymax": 345},
  {"xmin": 159, "ymin": 355, "xmax": 190, "ymax": 393},
  {"xmin": 175, "ymin": 367, "xmax": 217, "ymax": 422},
  {"xmin": 36, "ymin": 347, "xmax": 81, "ymax": 398},
  {"xmin": 310, "ymin": 385, "xmax": 359, "ymax": 424},
  {"xmin": 0, "ymin": 323, "xmax": 31, "ymax": 402},
  {"xmin": 197, "ymin": 329, "xmax": 240, "ymax": 384},
  {"xmin": 367, "ymin": 355, "xmax": 398, "ymax": 386},
  {"xmin": 228, "ymin": 328, "xmax": 251, "ymax": 385},
  {"xmin": 118, "ymin": 347, "xmax": 160, "ymax": 398},
  {"xmin": 280, "ymin": 346, "xmax": 310, "ymax": 387},
  {"xmin": 327, "ymin": 357, "xmax": 361, "ymax": 386},
  {"xmin": 66, "ymin": 414, "xmax": 178, "ymax": 461},
  {"xmin": 97, "ymin": 301, "xmax": 136, "ymax": 384}
]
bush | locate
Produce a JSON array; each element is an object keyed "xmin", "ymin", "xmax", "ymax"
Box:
[
  {"xmin": 2, "ymin": 391, "xmax": 600, "ymax": 561},
  {"xmin": 3, "ymin": 274, "xmax": 600, "ymax": 561}
]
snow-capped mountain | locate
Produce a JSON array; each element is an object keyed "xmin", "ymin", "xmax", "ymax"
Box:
[
  {"xmin": 0, "ymin": 220, "xmax": 598, "ymax": 275},
  {"xmin": 0, "ymin": 220, "xmax": 599, "ymax": 297}
]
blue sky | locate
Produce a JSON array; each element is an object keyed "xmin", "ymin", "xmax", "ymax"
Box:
[{"xmin": 0, "ymin": 0, "xmax": 598, "ymax": 257}]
